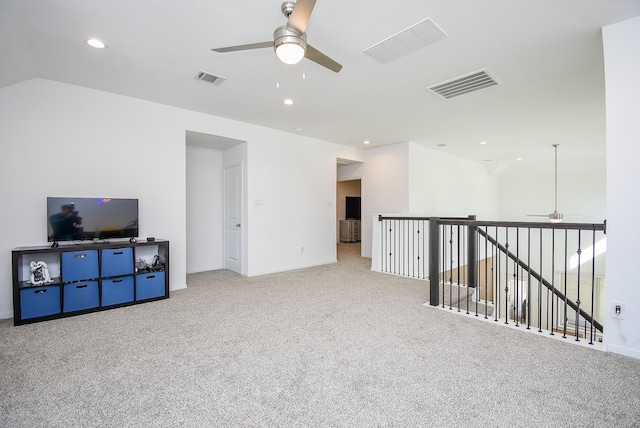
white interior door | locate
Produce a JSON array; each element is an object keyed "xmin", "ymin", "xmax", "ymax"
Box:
[{"xmin": 224, "ymin": 165, "xmax": 243, "ymax": 273}]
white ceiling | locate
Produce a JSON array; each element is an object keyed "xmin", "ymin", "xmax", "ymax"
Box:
[{"xmin": 2, "ymin": 0, "xmax": 639, "ymax": 172}]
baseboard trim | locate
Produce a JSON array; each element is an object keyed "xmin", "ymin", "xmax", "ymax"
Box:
[
  {"xmin": 247, "ymin": 259, "xmax": 337, "ymax": 277},
  {"xmin": 604, "ymin": 344, "xmax": 640, "ymax": 360}
]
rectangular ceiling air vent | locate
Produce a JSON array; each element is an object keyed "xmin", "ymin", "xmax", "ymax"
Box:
[
  {"xmin": 195, "ymin": 71, "xmax": 226, "ymax": 86},
  {"xmin": 427, "ymin": 69, "xmax": 500, "ymax": 100},
  {"xmin": 364, "ymin": 18, "xmax": 447, "ymax": 64}
]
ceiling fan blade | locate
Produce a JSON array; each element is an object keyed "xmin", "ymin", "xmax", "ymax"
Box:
[
  {"xmin": 212, "ymin": 41, "xmax": 272, "ymax": 53},
  {"xmin": 288, "ymin": 0, "xmax": 316, "ymax": 33},
  {"xmin": 305, "ymin": 45, "xmax": 342, "ymax": 73}
]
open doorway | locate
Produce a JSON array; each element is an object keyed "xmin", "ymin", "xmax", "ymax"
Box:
[
  {"xmin": 185, "ymin": 130, "xmax": 246, "ymax": 274},
  {"xmin": 336, "ymin": 179, "xmax": 361, "ymax": 246}
]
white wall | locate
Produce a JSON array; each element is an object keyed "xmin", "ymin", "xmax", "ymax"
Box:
[
  {"xmin": 602, "ymin": 16, "xmax": 640, "ymax": 359},
  {"xmin": 498, "ymin": 157, "xmax": 606, "ymax": 223},
  {"xmin": 0, "ymin": 78, "xmax": 361, "ymax": 318},
  {"xmin": 339, "ymin": 142, "xmax": 500, "ymax": 259},
  {"xmin": 338, "ymin": 143, "xmax": 411, "ymax": 258},
  {"xmin": 246, "ymin": 137, "xmax": 347, "ymax": 275},
  {"xmin": 408, "ymin": 142, "xmax": 499, "ymax": 219},
  {"xmin": 186, "ymin": 145, "xmax": 224, "ymax": 273}
]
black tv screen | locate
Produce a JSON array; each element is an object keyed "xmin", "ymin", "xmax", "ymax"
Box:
[
  {"xmin": 47, "ymin": 197, "xmax": 139, "ymax": 242},
  {"xmin": 345, "ymin": 196, "xmax": 361, "ymax": 220}
]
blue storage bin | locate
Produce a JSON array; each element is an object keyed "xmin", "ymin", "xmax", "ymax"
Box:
[
  {"xmin": 20, "ymin": 285, "xmax": 61, "ymax": 319},
  {"xmin": 102, "ymin": 275, "xmax": 134, "ymax": 306},
  {"xmin": 136, "ymin": 272, "xmax": 165, "ymax": 300},
  {"xmin": 61, "ymin": 250, "xmax": 98, "ymax": 282},
  {"xmin": 101, "ymin": 247, "xmax": 134, "ymax": 277},
  {"xmin": 63, "ymin": 281, "xmax": 99, "ymax": 312}
]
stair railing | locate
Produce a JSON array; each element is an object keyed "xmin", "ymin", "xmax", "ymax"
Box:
[{"xmin": 375, "ymin": 215, "xmax": 606, "ymax": 344}]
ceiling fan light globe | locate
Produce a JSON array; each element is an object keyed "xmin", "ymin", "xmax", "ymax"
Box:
[
  {"xmin": 549, "ymin": 212, "xmax": 563, "ymax": 223},
  {"xmin": 276, "ymin": 42, "xmax": 305, "ymax": 64},
  {"xmin": 274, "ymin": 25, "xmax": 307, "ymax": 65}
]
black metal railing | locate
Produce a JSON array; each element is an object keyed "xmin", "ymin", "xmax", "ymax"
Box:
[{"xmin": 376, "ymin": 215, "xmax": 607, "ymax": 344}]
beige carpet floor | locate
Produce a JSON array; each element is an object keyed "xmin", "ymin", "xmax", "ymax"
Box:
[{"xmin": 1, "ymin": 242, "xmax": 639, "ymax": 427}]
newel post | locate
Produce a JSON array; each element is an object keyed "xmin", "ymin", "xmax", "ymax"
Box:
[
  {"xmin": 466, "ymin": 215, "xmax": 477, "ymax": 290},
  {"xmin": 429, "ymin": 218, "xmax": 440, "ymax": 306}
]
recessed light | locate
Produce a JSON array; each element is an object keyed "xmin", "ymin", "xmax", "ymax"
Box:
[
  {"xmin": 516, "ymin": 157, "xmax": 523, "ymax": 161},
  {"xmin": 283, "ymin": 98, "xmax": 294, "ymax": 105},
  {"xmin": 86, "ymin": 38, "xmax": 106, "ymax": 49},
  {"xmin": 479, "ymin": 141, "xmax": 488, "ymax": 145},
  {"xmin": 363, "ymin": 140, "xmax": 370, "ymax": 145}
]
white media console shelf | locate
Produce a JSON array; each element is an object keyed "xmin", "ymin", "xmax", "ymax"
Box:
[{"xmin": 12, "ymin": 239, "xmax": 169, "ymax": 326}]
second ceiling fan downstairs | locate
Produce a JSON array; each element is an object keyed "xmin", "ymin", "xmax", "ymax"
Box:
[
  {"xmin": 528, "ymin": 144, "xmax": 580, "ymax": 223},
  {"xmin": 211, "ymin": 0, "xmax": 342, "ymax": 73}
]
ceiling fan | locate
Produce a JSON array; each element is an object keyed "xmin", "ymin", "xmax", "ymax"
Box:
[
  {"xmin": 211, "ymin": 0, "xmax": 342, "ymax": 73},
  {"xmin": 528, "ymin": 144, "xmax": 567, "ymax": 223}
]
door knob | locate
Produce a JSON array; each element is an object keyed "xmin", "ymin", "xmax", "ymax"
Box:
[{"xmin": 236, "ymin": 223, "xmax": 241, "ymax": 227}]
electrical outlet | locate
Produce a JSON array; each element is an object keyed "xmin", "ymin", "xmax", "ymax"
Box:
[{"xmin": 611, "ymin": 301, "xmax": 625, "ymax": 319}]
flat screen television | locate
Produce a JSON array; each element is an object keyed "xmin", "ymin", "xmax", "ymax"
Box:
[
  {"xmin": 47, "ymin": 197, "xmax": 139, "ymax": 242},
  {"xmin": 345, "ymin": 196, "xmax": 361, "ymax": 220}
]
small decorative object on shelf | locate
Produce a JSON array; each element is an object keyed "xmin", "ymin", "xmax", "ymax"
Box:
[{"xmin": 29, "ymin": 261, "xmax": 53, "ymax": 285}]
